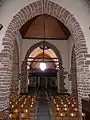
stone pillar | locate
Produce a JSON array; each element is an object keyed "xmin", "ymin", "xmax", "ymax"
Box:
[
  {"xmin": 38, "ymin": 77, "xmax": 40, "ymax": 88},
  {"xmin": 57, "ymin": 70, "xmax": 60, "ymax": 93},
  {"xmin": 10, "ymin": 40, "xmax": 19, "ymax": 98},
  {"xmin": 45, "ymin": 77, "xmax": 47, "ymax": 89},
  {"xmin": 18, "ymin": 74, "xmax": 21, "ymax": 95},
  {"xmin": 59, "ymin": 74, "xmax": 67, "ymax": 92},
  {"xmin": 0, "ymin": 37, "xmax": 19, "ymax": 111},
  {"xmin": 0, "ymin": 56, "xmax": 11, "ymax": 111},
  {"xmin": 59, "ymin": 64, "xmax": 67, "ymax": 93},
  {"xmin": 21, "ymin": 61, "xmax": 27, "ymax": 93},
  {"xmin": 36, "ymin": 76, "xmax": 38, "ymax": 87},
  {"xmin": 26, "ymin": 71, "xmax": 29, "ymax": 93},
  {"xmin": 18, "ymin": 80, "xmax": 21, "ymax": 95}
]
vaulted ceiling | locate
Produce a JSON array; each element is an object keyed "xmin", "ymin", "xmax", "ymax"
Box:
[{"xmin": 20, "ymin": 14, "xmax": 71, "ymax": 40}]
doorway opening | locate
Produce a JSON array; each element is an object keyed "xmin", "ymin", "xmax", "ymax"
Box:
[{"xmin": 26, "ymin": 41, "xmax": 60, "ymax": 95}]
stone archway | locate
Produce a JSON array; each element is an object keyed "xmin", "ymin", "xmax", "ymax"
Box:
[
  {"xmin": 70, "ymin": 44, "xmax": 78, "ymax": 95},
  {"xmin": 21, "ymin": 41, "xmax": 65, "ymax": 93},
  {"xmin": 0, "ymin": 36, "xmax": 19, "ymax": 111},
  {"xmin": 10, "ymin": 40, "xmax": 19, "ymax": 98},
  {"xmin": 0, "ymin": 0, "xmax": 89, "ymax": 111}
]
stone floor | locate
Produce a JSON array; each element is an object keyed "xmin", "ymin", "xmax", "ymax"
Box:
[{"xmin": 36, "ymin": 88, "xmax": 51, "ymax": 120}]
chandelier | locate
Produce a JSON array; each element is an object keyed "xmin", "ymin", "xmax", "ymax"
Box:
[
  {"xmin": 39, "ymin": 30, "xmax": 47, "ymax": 71},
  {"xmin": 39, "ymin": 1, "xmax": 46, "ymax": 71}
]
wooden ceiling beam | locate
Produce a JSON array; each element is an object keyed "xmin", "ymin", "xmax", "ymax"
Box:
[{"xmin": 28, "ymin": 57, "xmax": 58, "ymax": 59}]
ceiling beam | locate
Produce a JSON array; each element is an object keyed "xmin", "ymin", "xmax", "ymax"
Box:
[
  {"xmin": 23, "ymin": 37, "xmax": 68, "ymax": 40},
  {"xmin": 28, "ymin": 57, "xmax": 58, "ymax": 59},
  {"xmin": 27, "ymin": 60, "xmax": 59, "ymax": 63}
]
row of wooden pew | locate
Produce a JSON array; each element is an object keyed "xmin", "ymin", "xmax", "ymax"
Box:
[
  {"xmin": 8, "ymin": 95, "xmax": 36, "ymax": 120},
  {"xmin": 0, "ymin": 93, "xmax": 86, "ymax": 120},
  {"xmin": 48, "ymin": 93, "xmax": 85, "ymax": 120}
]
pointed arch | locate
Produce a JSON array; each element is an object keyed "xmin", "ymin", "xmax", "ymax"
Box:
[{"xmin": 21, "ymin": 41, "xmax": 64, "ymax": 93}]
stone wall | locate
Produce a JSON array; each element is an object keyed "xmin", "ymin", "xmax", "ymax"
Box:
[
  {"xmin": 10, "ymin": 40, "xmax": 19, "ymax": 98},
  {"xmin": 70, "ymin": 45, "xmax": 78, "ymax": 95},
  {"xmin": 0, "ymin": 34, "xmax": 19, "ymax": 111},
  {"xmin": 21, "ymin": 61, "xmax": 27, "ymax": 93}
]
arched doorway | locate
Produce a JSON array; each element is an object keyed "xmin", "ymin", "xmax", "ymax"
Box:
[
  {"xmin": 0, "ymin": 0, "xmax": 89, "ymax": 111},
  {"xmin": 21, "ymin": 41, "xmax": 65, "ymax": 94}
]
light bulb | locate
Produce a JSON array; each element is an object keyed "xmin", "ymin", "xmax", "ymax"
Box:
[
  {"xmin": 72, "ymin": 104, "xmax": 74, "ymax": 107},
  {"xmin": 60, "ymin": 113, "xmax": 64, "ymax": 116},
  {"xmin": 14, "ymin": 109, "xmax": 18, "ymax": 113},
  {"xmin": 53, "ymin": 99, "xmax": 55, "ymax": 102},
  {"xmin": 54, "ymin": 101, "xmax": 56, "ymax": 104},
  {"xmin": 40, "ymin": 62, "xmax": 46, "ymax": 71},
  {"xmin": 61, "ymin": 102, "xmax": 63, "ymax": 104},
  {"xmin": 10, "ymin": 102, "xmax": 12, "ymax": 104},
  {"xmin": 64, "ymin": 108, "xmax": 67, "ymax": 111},
  {"xmin": 74, "ymin": 108, "xmax": 78, "ymax": 111},
  {"xmin": 25, "ymin": 109, "xmax": 28, "ymax": 113},
  {"xmin": 56, "ymin": 104, "xmax": 59, "ymax": 107},
  {"xmin": 15, "ymin": 102, "xmax": 17, "ymax": 105},
  {"xmin": 57, "ymin": 108, "xmax": 59, "ymax": 111},
  {"xmin": 31, "ymin": 105, "xmax": 33, "ymax": 108},
  {"xmin": 21, "ymin": 104, "xmax": 23, "ymax": 108},
  {"xmin": 71, "ymin": 113, "xmax": 74, "ymax": 117},
  {"xmin": 9, "ymin": 114, "xmax": 12, "ymax": 118},
  {"xmin": 12, "ymin": 105, "xmax": 14, "ymax": 108},
  {"xmin": 82, "ymin": 113, "xmax": 85, "ymax": 116},
  {"xmin": 64, "ymin": 104, "xmax": 67, "ymax": 107}
]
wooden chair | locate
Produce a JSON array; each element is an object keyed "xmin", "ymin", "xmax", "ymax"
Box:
[
  {"xmin": 0, "ymin": 112, "xmax": 5, "ymax": 120},
  {"xmin": 8, "ymin": 113, "xmax": 18, "ymax": 120}
]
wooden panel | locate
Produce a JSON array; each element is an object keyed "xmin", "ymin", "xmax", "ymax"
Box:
[
  {"xmin": 20, "ymin": 14, "xmax": 71, "ymax": 40},
  {"xmin": 82, "ymin": 99, "xmax": 90, "ymax": 120}
]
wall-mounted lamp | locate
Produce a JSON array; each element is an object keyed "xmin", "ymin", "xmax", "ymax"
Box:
[{"xmin": 0, "ymin": 24, "xmax": 3, "ymax": 31}]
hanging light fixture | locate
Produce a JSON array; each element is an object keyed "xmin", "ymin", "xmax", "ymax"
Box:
[
  {"xmin": 40, "ymin": 40, "xmax": 47, "ymax": 71},
  {"xmin": 39, "ymin": 0, "xmax": 46, "ymax": 71},
  {"xmin": 40, "ymin": 62, "xmax": 46, "ymax": 71}
]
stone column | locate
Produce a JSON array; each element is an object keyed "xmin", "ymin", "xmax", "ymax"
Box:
[
  {"xmin": 38, "ymin": 77, "xmax": 40, "ymax": 88},
  {"xmin": 59, "ymin": 66, "xmax": 67, "ymax": 93},
  {"xmin": 57, "ymin": 70, "xmax": 60, "ymax": 93},
  {"xmin": 45, "ymin": 77, "xmax": 47, "ymax": 89},
  {"xmin": 36, "ymin": 76, "xmax": 38, "ymax": 87},
  {"xmin": 21, "ymin": 61, "xmax": 27, "ymax": 93},
  {"xmin": 26, "ymin": 71, "xmax": 29, "ymax": 92},
  {"xmin": 18, "ymin": 80, "xmax": 21, "ymax": 95},
  {"xmin": 59, "ymin": 73, "xmax": 67, "ymax": 92}
]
